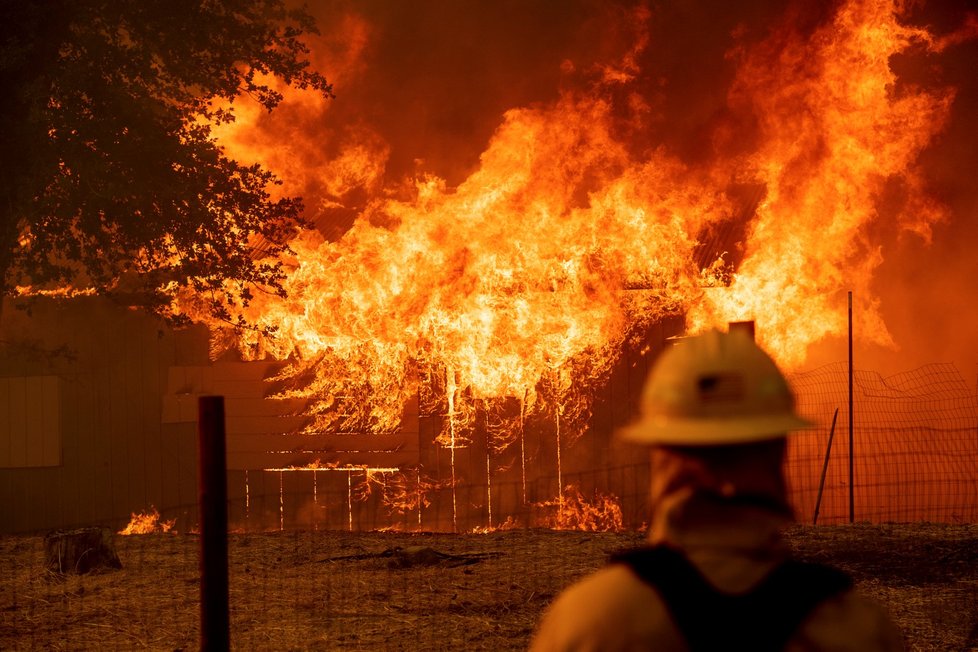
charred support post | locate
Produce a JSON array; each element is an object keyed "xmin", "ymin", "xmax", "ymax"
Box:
[
  {"xmin": 554, "ymin": 369, "xmax": 564, "ymax": 523},
  {"xmin": 485, "ymin": 407, "xmax": 493, "ymax": 530},
  {"xmin": 198, "ymin": 396, "xmax": 230, "ymax": 652},
  {"xmin": 519, "ymin": 390, "xmax": 528, "ymax": 506}
]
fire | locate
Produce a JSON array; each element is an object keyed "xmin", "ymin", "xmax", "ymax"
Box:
[
  {"xmin": 188, "ymin": 0, "xmax": 962, "ymax": 388},
  {"xmin": 169, "ymin": 1, "xmax": 973, "ymax": 529},
  {"xmin": 470, "ymin": 516, "xmax": 519, "ymax": 535},
  {"xmin": 205, "ymin": 12, "xmax": 380, "ymax": 230},
  {"xmin": 257, "ymin": 463, "xmax": 450, "ymax": 529},
  {"xmin": 119, "ymin": 507, "xmax": 176, "ymax": 535},
  {"xmin": 13, "ymin": 285, "xmax": 98, "ymax": 298},
  {"xmin": 687, "ymin": 0, "xmax": 955, "ymax": 364},
  {"xmin": 536, "ymin": 485, "xmax": 625, "ymax": 532},
  {"xmin": 190, "ymin": 88, "xmax": 726, "ymax": 435}
]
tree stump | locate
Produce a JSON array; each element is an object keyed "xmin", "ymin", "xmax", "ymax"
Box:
[{"xmin": 44, "ymin": 527, "xmax": 122, "ymax": 574}]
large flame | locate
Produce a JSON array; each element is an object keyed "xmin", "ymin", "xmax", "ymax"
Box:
[
  {"xmin": 175, "ymin": 0, "xmax": 969, "ymax": 442},
  {"xmin": 687, "ymin": 0, "xmax": 955, "ymax": 364}
]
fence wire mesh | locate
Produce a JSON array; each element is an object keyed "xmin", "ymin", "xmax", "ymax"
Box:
[
  {"xmin": 2, "ymin": 363, "xmax": 977, "ymax": 650},
  {"xmin": 787, "ymin": 362, "xmax": 978, "ymax": 524},
  {"xmin": 3, "ymin": 524, "xmax": 976, "ymax": 650}
]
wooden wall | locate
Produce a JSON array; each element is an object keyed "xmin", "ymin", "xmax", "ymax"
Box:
[
  {"xmin": 0, "ymin": 376, "xmax": 61, "ymax": 468},
  {"xmin": 4, "ymin": 297, "xmax": 972, "ymax": 534},
  {"xmin": 0, "ymin": 295, "xmax": 678, "ymax": 534},
  {"xmin": 0, "ymin": 297, "xmax": 209, "ymax": 534},
  {"xmin": 160, "ymin": 359, "xmax": 422, "ymax": 531}
]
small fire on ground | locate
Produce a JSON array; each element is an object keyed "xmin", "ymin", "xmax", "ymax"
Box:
[{"xmin": 119, "ymin": 507, "xmax": 176, "ymax": 535}]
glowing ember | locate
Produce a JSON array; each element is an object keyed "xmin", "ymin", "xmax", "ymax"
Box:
[
  {"xmin": 119, "ymin": 507, "xmax": 176, "ymax": 535},
  {"xmin": 470, "ymin": 516, "xmax": 519, "ymax": 535}
]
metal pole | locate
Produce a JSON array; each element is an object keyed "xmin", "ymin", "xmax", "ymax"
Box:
[
  {"xmin": 198, "ymin": 396, "xmax": 230, "ymax": 652},
  {"xmin": 813, "ymin": 408, "xmax": 839, "ymax": 525},
  {"xmin": 848, "ymin": 291, "xmax": 854, "ymax": 524}
]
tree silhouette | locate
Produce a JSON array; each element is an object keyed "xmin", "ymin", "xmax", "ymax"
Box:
[{"xmin": 0, "ymin": 0, "xmax": 332, "ymax": 327}]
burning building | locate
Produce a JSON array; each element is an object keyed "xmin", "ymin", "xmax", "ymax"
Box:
[{"xmin": 2, "ymin": 0, "xmax": 977, "ymax": 533}]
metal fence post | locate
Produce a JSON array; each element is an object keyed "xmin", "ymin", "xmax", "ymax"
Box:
[{"xmin": 813, "ymin": 408, "xmax": 840, "ymax": 525}]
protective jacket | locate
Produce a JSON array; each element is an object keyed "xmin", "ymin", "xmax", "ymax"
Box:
[{"xmin": 529, "ymin": 461, "xmax": 905, "ymax": 652}]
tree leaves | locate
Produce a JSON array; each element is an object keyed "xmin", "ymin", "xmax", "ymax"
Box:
[{"xmin": 0, "ymin": 0, "xmax": 332, "ymax": 328}]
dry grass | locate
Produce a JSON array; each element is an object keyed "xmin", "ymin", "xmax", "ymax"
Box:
[{"xmin": 1, "ymin": 524, "xmax": 976, "ymax": 651}]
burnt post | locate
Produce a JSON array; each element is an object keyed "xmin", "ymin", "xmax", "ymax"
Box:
[{"xmin": 198, "ymin": 396, "xmax": 230, "ymax": 651}]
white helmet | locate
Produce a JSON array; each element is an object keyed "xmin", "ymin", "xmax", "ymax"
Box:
[{"xmin": 619, "ymin": 328, "xmax": 812, "ymax": 446}]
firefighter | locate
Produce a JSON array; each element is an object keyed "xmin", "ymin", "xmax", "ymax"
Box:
[{"xmin": 529, "ymin": 328, "xmax": 904, "ymax": 651}]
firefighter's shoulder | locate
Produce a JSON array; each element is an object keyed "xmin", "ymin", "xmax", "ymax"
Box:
[
  {"xmin": 528, "ymin": 564, "xmax": 684, "ymax": 652},
  {"xmin": 787, "ymin": 588, "xmax": 907, "ymax": 652}
]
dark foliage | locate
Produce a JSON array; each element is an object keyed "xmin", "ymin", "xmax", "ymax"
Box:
[{"xmin": 0, "ymin": 0, "xmax": 332, "ymax": 326}]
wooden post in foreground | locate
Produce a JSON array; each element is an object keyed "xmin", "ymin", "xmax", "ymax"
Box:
[{"xmin": 198, "ymin": 396, "xmax": 230, "ymax": 652}]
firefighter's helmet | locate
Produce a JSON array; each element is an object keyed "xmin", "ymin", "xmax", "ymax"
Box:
[{"xmin": 619, "ymin": 329, "xmax": 812, "ymax": 446}]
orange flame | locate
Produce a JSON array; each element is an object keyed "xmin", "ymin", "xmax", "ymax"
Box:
[
  {"xmin": 119, "ymin": 507, "xmax": 176, "ymax": 535},
  {"xmin": 377, "ymin": 470, "xmax": 454, "ymax": 515},
  {"xmin": 175, "ymin": 0, "xmax": 969, "ymax": 453},
  {"xmin": 536, "ymin": 485, "xmax": 625, "ymax": 532},
  {"xmin": 189, "ymin": 88, "xmax": 725, "ymax": 433},
  {"xmin": 688, "ymin": 0, "xmax": 955, "ymax": 364}
]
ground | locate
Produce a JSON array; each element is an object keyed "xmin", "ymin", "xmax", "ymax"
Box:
[{"xmin": 1, "ymin": 524, "xmax": 976, "ymax": 650}]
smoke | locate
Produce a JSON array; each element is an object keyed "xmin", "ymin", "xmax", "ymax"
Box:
[
  {"xmin": 258, "ymin": 0, "xmax": 977, "ymax": 377},
  {"xmin": 303, "ymin": 1, "xmax": 786, "ymax": 171}
]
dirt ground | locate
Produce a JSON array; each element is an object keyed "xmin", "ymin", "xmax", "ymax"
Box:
[{"xmin": 1, "ymin": 523, "xmax": 976, "ymax": 651}]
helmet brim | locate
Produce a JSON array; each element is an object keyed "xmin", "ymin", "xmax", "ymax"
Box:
[{"xmin": 618, "ymin": 413, "xmax": 815, "ymax": 446}]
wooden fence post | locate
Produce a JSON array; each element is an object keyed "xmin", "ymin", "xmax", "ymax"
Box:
[{"xmin": 198, "ymin": 396, "xmax": 229, "ymax": 651}]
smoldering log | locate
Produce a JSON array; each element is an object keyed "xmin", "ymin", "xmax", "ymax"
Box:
[{"xmin": 44, "ymin": 527, "xmax": 122, "ymax": 574}]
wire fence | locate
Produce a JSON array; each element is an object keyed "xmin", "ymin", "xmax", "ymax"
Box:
[
  {"xmin": 3, "ymin": 522, "xmax": 976, "ymax": 650},
  {"xmin": 208, "ymin": 362, "xmax": 978, "ymax": 532},
  {"xmin": 2, "ymin": 361, "xmax": 977, "ymax": 650},
  {"xmin": 787, "ymin": 362, "xmax": 978, "ymax": 524}
]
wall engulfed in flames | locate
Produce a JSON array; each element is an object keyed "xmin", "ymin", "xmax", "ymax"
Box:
[{"xmin": 174, "ymin": 0, "xmax": 976, "ymax": 530}]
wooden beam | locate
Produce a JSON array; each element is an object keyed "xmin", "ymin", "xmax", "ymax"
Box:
[{"xmin": 227, "ymin": 449, "xmax": 420, "ymax": 471}]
